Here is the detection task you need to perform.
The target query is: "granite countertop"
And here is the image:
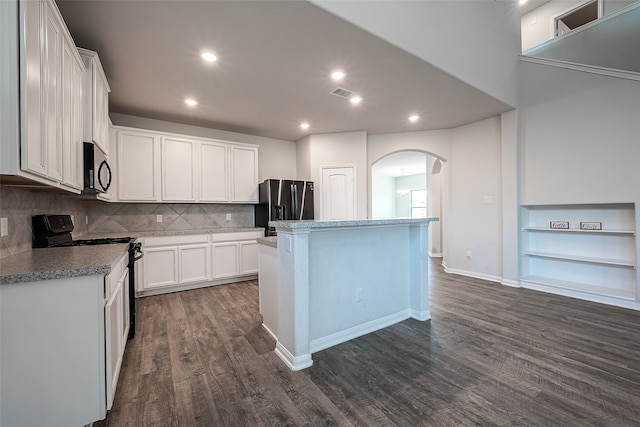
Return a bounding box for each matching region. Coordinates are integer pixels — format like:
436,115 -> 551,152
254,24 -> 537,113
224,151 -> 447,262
257,236 -> 277,248
269,218 -> 439,230
0,244 -> 130,285
0,228 -> 264,285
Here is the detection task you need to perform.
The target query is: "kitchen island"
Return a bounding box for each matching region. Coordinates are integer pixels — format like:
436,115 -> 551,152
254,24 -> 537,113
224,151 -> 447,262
258,218 -> 438,370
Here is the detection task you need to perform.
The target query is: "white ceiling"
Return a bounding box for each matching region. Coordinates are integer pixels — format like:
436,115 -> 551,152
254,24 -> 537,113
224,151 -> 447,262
56,0 -> 512,142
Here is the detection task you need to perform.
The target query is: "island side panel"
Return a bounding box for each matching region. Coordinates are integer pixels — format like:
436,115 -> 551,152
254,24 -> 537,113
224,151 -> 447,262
307,225 -> 412,352
409,222 -> 431,320
275,230 -> 313,370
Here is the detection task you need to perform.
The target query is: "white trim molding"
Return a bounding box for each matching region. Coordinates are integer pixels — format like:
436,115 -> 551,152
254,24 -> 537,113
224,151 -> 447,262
519,56 -> 640,82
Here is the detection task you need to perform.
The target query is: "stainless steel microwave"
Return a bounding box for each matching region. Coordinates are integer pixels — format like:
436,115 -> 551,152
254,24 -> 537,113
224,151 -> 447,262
83,142 -> 112,194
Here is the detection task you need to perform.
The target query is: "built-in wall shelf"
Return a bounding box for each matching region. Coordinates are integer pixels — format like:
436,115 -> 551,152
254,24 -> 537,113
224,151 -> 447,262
521,203 -> 638,308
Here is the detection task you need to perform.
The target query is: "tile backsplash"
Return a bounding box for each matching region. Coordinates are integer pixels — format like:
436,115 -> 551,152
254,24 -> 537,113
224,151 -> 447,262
0,186 -> 88,258
87,202 -> 254,233
0,185 -> 256,258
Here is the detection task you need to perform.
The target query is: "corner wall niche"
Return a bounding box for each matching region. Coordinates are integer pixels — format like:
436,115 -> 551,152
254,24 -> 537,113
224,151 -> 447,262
521,203 -> 638,309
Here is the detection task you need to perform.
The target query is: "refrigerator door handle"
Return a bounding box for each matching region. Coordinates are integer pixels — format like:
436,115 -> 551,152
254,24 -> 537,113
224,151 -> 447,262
291,183 -> 298,220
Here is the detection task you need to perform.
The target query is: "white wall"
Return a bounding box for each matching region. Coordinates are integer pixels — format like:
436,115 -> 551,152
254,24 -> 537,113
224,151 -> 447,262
371,174 -> 395,219
298,131 -> 368,219
520,0 -> 636,51
430,161 -> 443,256
501,110 -> 519,286
447,117 -> 503,281
110,113 -> 298,182
520,62 -> 640,205
311,0 -> 521,107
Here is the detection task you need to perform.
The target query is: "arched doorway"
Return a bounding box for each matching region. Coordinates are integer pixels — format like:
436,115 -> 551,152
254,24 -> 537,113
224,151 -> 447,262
371,150 -> 444,257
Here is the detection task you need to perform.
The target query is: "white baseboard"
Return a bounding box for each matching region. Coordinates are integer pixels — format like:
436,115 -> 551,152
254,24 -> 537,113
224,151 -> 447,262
310,309 -> 411,354
501,278 -> 520,288
410,308 -> 431,321
261,323 -> 277,341
428,251 -> 443,258
274,342 -> 313,371
136,274 -> 258,297
443,266 -> 502,284
521,281 -> 640,311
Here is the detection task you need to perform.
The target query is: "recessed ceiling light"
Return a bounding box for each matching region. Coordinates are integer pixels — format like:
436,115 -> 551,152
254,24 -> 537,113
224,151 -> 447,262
349,95 -> 362,104
185,98 -> 198,106
519,0 -> 527,5
331,70 -> 346,80
300,122 -> 310,130
200,50 -> 218,62
409,115 -> 420,122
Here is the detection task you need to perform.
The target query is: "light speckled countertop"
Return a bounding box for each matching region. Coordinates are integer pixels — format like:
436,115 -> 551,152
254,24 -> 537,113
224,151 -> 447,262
257,236 -> 277,248
269,218 -> 438,229
0,228 -> 264,285
0,244 -> 129,285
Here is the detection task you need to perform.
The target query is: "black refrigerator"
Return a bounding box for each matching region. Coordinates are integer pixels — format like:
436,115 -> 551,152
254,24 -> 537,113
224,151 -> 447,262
254,179 -> 314,236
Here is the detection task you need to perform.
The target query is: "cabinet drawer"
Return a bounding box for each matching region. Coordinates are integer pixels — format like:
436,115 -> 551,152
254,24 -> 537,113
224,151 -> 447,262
142,234 -> 209,247
212,231 -> 263,242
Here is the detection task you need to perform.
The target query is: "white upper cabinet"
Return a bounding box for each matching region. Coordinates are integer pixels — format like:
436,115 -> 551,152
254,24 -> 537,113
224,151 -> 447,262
199,141 -> 229,202
230,145 -> 259,203
117,129 -> 161,201
61,40 -> 84,191
2,0 -> 84,192
78,48 -> 111,156
161,136 -> 196,202
113,125 -> 258,203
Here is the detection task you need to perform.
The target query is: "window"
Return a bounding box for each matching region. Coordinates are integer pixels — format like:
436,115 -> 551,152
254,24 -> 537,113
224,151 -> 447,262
411,189 -> 427,218
555,0 -> 599,37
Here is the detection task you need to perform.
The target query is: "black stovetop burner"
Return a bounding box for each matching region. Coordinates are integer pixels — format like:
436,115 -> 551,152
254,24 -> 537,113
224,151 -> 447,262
52,236 -> 134,247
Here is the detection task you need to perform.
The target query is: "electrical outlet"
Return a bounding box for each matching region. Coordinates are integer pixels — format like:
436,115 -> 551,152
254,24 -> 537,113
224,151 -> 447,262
226,213 -> 231,221
356,287 -> 363,302
86,216 -> 89,225
466,251 -> 472,259
156,215 -> 163,223
1,218 -> 8,237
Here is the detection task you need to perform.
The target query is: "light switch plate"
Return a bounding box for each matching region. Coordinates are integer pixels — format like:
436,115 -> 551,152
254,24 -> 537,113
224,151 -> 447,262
226,213 -> 231,221
156,215 -> 163,223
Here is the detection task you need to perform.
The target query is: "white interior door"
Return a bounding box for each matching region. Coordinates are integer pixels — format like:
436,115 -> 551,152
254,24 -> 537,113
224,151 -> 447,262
321,166 -> 355,220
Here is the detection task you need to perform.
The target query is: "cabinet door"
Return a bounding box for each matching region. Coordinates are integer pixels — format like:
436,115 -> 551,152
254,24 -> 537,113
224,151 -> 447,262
162,136 -> 196,201
212,243 -> 239,278
121,269 -> 130,344
230,146 -> 258,203
199,141 -> 228,202
239,241 -> 259,274
179,244 -> 211,284
42,0 -> 63,182
21,0 -> 46,177
94,69 -> 109,154
105,274 -> 124,410
60,42 -> 83,191
117,130 -> 160,201
143,246 -> 178,289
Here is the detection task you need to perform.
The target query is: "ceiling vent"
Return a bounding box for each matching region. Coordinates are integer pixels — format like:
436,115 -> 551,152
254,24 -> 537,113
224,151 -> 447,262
330,87 -> 354,99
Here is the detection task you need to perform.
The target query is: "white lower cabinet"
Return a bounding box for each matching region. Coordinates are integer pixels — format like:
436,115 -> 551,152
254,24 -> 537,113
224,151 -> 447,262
139,231 -> 262,296
0,249 -> 130,426
143,246 -> 179,289
104,252 -> 129,411
212,242 -> 240,279
180,243 -> 211,283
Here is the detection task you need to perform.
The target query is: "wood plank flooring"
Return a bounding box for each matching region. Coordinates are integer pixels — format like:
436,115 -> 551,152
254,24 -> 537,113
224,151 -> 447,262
98,259 -> 640,426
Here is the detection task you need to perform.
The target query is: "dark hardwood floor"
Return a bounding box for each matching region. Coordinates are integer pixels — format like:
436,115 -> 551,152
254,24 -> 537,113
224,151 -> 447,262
99,259 -> 640,426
